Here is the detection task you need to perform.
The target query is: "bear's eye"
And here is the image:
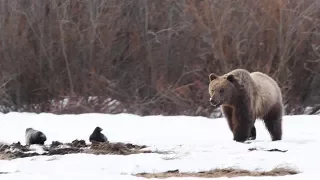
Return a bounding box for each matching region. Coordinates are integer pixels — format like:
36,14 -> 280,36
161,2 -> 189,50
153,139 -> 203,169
219,88 -> 224,94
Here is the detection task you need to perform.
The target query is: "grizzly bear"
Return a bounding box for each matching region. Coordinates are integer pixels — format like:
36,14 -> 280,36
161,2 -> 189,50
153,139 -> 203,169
208,69 -> 284,142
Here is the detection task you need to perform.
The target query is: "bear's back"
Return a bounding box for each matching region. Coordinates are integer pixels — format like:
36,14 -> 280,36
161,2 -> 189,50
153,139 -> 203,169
250,72 -> 282,98
250,71 -> 283,118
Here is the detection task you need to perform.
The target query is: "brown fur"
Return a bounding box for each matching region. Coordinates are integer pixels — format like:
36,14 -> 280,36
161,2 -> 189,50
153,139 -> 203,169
208,69 -> 284,142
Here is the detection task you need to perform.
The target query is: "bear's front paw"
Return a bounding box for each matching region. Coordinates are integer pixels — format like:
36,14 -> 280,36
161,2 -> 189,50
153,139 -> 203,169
248,136 -> 256,141
233,128 -> 250,143
233,136 -> 247,143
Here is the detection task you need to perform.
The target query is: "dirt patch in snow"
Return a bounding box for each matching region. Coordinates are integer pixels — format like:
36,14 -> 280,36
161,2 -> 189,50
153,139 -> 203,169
134,167 -> 299,178
0,140 -> 159,160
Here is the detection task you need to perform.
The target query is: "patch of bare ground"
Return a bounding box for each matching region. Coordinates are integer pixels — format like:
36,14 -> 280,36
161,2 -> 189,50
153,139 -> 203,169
0,153 -> 11,160
0,143 -> 12,160
248,147 -> 288,153
84,141 -> 151,155
134,167 -> 300,179
0,140 -> 165,160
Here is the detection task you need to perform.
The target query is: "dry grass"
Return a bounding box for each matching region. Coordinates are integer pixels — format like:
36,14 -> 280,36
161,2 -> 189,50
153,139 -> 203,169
134,167 -> 300,179
0,140 -> 164,159
0,143 -> 11,160
0,153 -> 11,160
84,141 -> 150,156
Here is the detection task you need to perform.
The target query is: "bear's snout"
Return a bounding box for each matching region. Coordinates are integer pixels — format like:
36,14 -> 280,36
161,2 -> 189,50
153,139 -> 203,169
209,97 -> 221,107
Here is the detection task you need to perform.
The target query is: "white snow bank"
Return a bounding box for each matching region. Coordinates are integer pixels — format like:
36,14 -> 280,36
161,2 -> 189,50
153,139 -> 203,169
0,112 -> 319,179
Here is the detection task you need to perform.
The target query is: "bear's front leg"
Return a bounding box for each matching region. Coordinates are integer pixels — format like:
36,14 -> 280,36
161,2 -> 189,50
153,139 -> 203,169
231,102 -> 255,142
248,125 -> 256,140
221,105 -> 234,133
233,123 -> 252,142
232,115 -> 254,142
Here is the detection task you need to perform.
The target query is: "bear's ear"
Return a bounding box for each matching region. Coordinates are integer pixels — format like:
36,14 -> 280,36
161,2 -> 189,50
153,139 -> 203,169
209,73 -> 218,81
227,74 -> 237,83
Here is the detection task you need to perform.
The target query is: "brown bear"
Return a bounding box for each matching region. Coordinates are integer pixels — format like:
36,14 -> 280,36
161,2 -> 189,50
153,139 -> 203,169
208,69 -> 284,142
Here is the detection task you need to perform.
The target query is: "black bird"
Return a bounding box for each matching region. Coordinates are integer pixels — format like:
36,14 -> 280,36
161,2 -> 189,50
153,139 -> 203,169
89,126 -> 108,143
25,128 -> 47,145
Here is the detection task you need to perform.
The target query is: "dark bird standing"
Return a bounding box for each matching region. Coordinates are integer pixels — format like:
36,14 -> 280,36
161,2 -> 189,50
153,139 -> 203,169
25,128 -> 47,145
89,126 -> 108,143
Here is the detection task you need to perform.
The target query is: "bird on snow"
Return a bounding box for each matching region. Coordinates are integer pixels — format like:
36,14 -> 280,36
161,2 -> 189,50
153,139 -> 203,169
89,126 -> 108,143
25,128 -> 47,145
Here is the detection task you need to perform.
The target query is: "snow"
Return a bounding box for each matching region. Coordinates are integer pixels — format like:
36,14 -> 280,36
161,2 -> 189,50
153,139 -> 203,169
0,112 -> 319,179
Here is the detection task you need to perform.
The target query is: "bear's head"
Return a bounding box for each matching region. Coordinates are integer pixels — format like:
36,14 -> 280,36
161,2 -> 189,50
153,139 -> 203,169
208,72 -> 239,107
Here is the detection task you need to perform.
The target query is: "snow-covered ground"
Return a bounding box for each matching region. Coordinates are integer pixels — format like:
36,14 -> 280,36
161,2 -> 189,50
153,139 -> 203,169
0,112 -> 319,179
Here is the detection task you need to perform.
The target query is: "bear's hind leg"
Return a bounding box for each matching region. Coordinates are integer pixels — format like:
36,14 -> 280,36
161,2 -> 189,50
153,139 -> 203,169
222,106 -> 234,133
263,102 -> 283,141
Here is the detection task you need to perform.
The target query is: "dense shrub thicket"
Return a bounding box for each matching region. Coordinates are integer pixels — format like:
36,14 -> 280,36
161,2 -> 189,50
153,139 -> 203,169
0,0 -> 319,116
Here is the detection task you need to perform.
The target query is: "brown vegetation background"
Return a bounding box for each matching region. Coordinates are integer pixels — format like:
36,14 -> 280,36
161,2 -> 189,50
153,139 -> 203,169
0,0 -> 319,117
